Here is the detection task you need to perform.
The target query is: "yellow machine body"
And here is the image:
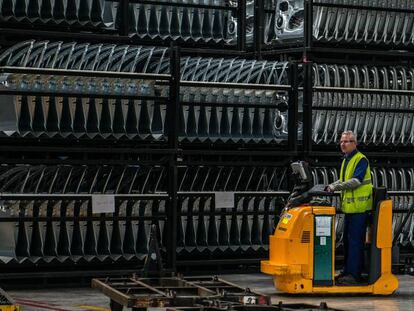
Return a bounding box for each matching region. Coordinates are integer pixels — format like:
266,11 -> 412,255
261,200 -> 398,295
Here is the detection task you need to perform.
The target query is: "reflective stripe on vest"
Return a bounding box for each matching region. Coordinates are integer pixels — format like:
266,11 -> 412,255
339,152 -> 373,213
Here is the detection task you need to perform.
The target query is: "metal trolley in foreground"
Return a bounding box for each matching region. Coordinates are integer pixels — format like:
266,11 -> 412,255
92,275 -> 269,311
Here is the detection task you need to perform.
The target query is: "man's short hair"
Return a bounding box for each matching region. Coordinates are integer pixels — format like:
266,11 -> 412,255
341,130 -> 357,144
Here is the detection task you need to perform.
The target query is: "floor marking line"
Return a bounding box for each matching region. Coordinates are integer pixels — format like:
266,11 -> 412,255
76,305 -> 110,311
15,299 -> 69,311
15,298 -> 59,306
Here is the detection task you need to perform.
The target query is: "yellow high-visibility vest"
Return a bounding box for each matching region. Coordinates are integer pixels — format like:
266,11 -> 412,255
339,151 -> 373,213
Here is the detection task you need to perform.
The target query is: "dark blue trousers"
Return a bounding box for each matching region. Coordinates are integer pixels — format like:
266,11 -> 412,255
343,212 -> 369,280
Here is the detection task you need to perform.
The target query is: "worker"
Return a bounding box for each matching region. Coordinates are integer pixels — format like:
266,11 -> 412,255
326,130 -> 373,285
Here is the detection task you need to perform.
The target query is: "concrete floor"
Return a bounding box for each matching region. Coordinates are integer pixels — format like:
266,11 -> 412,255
7,274 -> 414,311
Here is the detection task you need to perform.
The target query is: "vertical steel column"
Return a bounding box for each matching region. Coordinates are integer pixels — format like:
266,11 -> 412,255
302,0 -> 313,155
302,62 -> 313,156
237,0 -> 247,51
254,0 -> 264,58
119,0 -> 130,36
287,62 -> 299,153
304,0 -> 313,56
166,44 -> 180,271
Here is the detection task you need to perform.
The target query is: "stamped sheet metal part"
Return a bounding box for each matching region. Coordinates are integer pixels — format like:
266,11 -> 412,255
312,63 -> 414,146
0,40 -> 291,144
0,0 -> 251,46
0,162 -> 287,265
274,0 -> 414,47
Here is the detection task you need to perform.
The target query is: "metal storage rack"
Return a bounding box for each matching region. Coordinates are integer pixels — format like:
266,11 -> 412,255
0,35 -> 298,279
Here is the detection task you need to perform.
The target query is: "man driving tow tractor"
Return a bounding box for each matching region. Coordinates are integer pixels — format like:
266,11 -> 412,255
326,130 -> 373,285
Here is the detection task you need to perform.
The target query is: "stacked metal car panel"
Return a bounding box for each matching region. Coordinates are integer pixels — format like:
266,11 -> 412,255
0,163 -> 287,264
176,166 -> 287,258
176,194 -> 283,259
124,1 -> 235,44
274,0 -> 414,47
113,0 -> 279,46
0,0 -> 281,47
0,164 -> 169,263
2,196 -> 168,263
312,64 -> 414,145
0,40 -> 290,143
0,0 -> 114,27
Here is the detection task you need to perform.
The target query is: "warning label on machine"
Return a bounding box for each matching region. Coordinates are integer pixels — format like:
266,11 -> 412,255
282,213 -> 292,224
315,216 -> 331,236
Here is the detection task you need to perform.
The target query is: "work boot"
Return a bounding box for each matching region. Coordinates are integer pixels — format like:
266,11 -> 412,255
336,274 -> 359,286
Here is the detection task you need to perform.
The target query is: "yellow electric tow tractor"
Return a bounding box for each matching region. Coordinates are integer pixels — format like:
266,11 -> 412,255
261,161 -> 398,295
